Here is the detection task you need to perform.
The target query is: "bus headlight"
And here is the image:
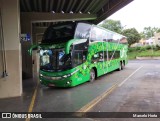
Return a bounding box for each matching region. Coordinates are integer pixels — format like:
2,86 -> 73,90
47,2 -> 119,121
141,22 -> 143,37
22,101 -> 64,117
63,74 -> 71,78
63,75 -> 68,78
62,69 -> 79,78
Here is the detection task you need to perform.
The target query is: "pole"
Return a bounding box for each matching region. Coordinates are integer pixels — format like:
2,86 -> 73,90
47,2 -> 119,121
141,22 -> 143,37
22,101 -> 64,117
150,31 -> 154,55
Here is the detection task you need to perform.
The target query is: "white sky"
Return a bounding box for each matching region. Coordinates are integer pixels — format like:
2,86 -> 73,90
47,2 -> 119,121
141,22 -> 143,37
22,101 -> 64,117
107,0 -> 160,32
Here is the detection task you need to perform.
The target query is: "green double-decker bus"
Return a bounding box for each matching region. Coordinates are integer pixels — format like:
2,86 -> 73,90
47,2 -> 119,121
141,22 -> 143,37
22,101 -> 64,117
30,22 -> 128,87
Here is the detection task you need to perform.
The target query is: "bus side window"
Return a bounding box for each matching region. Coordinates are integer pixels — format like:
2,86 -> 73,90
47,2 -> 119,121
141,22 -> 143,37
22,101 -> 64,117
108,51 -> 113,60
92,53 -> 99,63
99,52 -> 103,61
114,51 -> 120,59
83,51 -> 87,62
72,41 -> 88,67
104,51 -> 107,60
108,51 -> 120,60
73,50 -> 83,67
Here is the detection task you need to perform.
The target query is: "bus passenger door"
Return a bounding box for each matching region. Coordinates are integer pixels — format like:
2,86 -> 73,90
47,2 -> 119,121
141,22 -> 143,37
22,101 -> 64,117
32,50 -> 39,80
72,39 -> 89,81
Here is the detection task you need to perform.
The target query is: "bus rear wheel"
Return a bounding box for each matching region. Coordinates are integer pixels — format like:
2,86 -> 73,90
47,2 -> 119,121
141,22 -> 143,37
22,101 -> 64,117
118,62 -> 123,71
121,62 -> 125,70
90,69 -> 95,82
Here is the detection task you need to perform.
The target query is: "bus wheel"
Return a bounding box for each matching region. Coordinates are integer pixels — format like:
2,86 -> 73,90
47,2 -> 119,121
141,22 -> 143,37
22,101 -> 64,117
121,62 -> 125,70
90,69 -> 95,82
118,62 -> 122,71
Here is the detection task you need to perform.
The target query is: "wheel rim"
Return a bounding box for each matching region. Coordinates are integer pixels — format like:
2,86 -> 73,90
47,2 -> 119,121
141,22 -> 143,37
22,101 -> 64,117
119,63 -> 122,70
90,70 -> 95,82
122,62 -> 124,69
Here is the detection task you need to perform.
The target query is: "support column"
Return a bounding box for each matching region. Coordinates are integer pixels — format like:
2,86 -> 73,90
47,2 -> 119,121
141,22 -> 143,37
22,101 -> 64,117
21,13 -> 33,79
0,0 -> 22,98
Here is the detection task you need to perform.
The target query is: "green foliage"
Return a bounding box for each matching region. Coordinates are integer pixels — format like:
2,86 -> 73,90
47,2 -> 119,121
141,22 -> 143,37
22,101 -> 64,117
141,27 -> 160,39
152,46 -> 157,51
146,45 -> 151,50
135,47 -> 141,51
128,46 -> 144,52
140,32 -> 145,39
128,46 -> 160,59
156,45 -> 160,50
128,51 -> 138,60
122,28 -> 141,47
140,47 -> 146,51
137,50 -> 160,57
144,45 -> 160,51
128,47 -> 136,52
99,19 -> 122,33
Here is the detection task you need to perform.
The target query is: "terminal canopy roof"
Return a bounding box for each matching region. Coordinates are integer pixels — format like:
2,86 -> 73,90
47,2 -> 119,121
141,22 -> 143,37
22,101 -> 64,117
20,0 -> 133,27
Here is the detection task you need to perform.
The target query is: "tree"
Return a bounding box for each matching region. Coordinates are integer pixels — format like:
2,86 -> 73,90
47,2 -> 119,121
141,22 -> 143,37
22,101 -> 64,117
99,19 -> 123,33
142,27 -> 160,39
140,32 -> 145,39
122,28 -> 141,47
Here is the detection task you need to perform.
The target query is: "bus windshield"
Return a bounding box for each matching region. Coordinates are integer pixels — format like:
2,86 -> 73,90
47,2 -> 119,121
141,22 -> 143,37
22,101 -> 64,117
42,23 -> 76,44
74,23 -> 91,39
40,49 -> 72,71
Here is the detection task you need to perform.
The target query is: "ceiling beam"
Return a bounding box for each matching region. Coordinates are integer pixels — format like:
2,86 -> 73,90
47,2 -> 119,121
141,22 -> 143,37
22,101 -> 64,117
75,0 -> 85,12
21,12 -> 97,23
49,0 -> 54,11
45,0 -> 49,11
92,0 -> 109,13
56,0 -> 61,12
84,0 -> 98,13
25,0 -> 31,12
38,0 -> 42,12
33,0 -> 38,11
78,0 -> 89,13
69,0 -> 77,12
60,0 -> 66,12
66,0 -> 73,12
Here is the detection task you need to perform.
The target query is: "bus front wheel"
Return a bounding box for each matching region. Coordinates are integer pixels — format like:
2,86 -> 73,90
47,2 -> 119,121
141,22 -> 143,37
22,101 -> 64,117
90,69 -> 95,82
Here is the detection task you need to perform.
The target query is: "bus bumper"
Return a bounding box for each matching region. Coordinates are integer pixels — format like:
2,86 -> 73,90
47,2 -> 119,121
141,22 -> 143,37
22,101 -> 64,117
39,77 -> 73,87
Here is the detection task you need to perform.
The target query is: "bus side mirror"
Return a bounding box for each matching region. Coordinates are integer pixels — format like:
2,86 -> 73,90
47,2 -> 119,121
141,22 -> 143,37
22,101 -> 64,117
37,50 -> 40,53
28,44 -> 38,56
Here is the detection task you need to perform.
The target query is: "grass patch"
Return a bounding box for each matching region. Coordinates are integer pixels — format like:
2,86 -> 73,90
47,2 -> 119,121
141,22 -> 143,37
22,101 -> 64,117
128,47 -> 160,60
128,51 -> 139,60
137,50 -> 160,57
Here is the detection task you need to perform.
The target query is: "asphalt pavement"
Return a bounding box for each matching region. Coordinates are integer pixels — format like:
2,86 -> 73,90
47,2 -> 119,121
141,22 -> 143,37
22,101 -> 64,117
0,60 -> 160,121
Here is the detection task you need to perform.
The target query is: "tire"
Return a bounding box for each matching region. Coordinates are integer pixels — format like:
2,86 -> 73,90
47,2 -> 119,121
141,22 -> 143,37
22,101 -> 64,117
121,62 -> 125,70
90,69 -> 95,82
118,62 -> 122,71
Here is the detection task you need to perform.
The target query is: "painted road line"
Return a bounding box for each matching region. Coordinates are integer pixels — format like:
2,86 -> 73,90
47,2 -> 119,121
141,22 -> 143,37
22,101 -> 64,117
118,66 -> 143,87
25,84 -> 39,121
77,66 -> 143,113
77,82 -> 119,112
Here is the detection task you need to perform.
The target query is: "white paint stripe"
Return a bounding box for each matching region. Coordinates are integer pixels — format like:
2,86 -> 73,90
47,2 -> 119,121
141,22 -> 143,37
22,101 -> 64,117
118,66 -> 143,87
